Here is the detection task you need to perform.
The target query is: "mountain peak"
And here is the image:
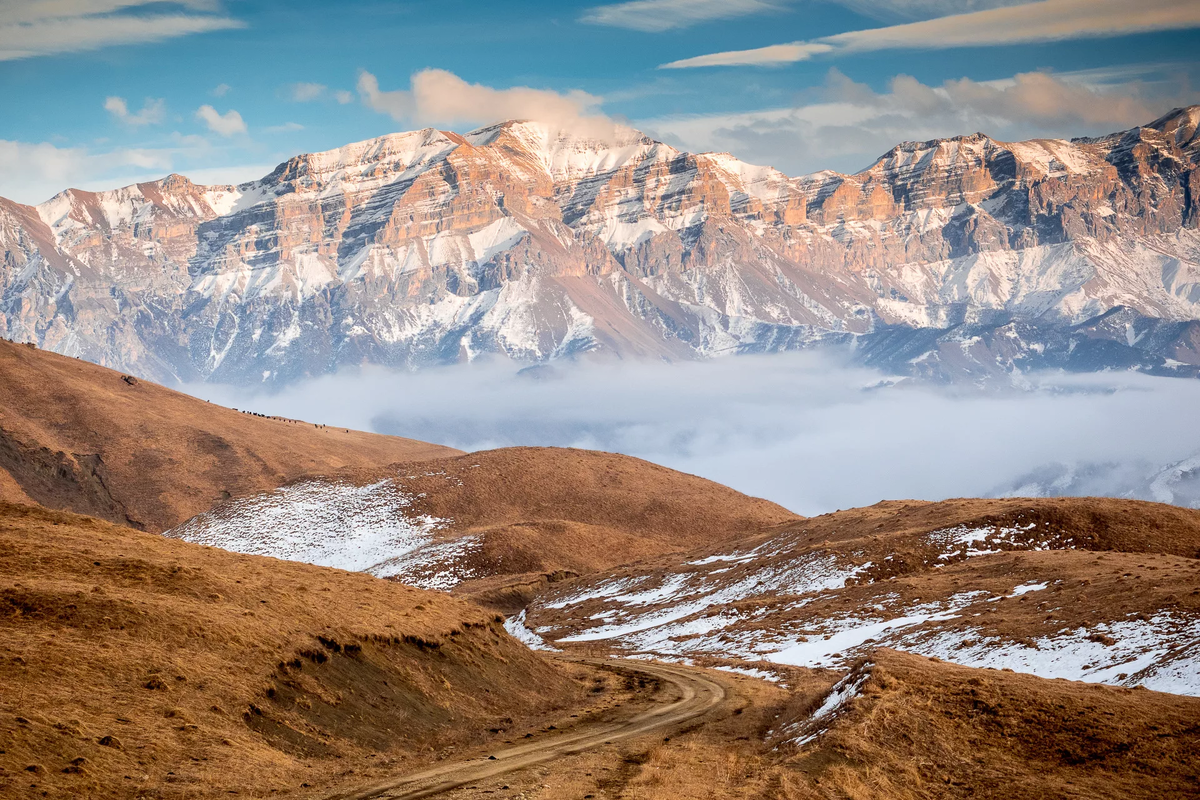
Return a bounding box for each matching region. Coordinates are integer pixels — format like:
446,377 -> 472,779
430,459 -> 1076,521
1146,104 -> 1200,147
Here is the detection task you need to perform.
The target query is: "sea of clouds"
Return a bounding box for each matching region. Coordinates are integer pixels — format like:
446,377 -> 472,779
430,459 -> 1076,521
188,354 -> 1200,516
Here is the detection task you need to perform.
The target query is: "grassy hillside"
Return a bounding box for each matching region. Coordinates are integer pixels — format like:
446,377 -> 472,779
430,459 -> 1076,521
0,338 -> 459,532
0,502 -> 582,799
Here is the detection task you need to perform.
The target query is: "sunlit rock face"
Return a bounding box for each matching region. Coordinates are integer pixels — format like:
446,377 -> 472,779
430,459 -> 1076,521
2,108 -> 1199,385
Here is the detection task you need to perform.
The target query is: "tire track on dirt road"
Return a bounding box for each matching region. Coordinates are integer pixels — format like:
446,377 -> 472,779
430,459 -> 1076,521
319,658 -> 728,800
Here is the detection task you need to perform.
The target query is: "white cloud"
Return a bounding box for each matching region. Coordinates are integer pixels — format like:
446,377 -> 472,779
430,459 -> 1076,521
661,42 -> 832,68
333,89 -> 353,105
263,121 -> 304,133
195,104 -> 246,136
660,0 -> 1200,67
828,0 -> 1028,21
211,82 -> 231,97
640,66 -> 1190,176
0,137 -> 175,204
0,139 -> 85,197
289,82 -> 325,102
581,0 -> 780,32
187,357 -> 1200,517
103,95 -> 165,126
358,69 -> 615,137
0,0 -> 243,61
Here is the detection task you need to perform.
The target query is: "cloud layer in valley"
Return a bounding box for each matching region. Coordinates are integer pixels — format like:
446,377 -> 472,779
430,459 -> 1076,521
187,356 -> 1200,516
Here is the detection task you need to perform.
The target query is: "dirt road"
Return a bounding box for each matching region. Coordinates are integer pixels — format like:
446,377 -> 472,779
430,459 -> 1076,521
320,658 -> 727,800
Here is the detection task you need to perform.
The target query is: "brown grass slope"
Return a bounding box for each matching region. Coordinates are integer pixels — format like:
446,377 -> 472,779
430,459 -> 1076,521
793,496 -> 1200,560
311,446 -> 799,606
0,502 -> 583,800
781,650 -> 1200,800
0,339 -> 458,531
529,496 -> 1200,675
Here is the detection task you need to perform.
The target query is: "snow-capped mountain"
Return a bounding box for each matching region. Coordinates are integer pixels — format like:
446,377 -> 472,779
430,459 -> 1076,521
992,451 -> 1200,509
2,107 -> 1199,384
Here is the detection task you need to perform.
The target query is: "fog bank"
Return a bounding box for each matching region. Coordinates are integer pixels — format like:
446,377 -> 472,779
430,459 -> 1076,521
188,355 -> 1200,516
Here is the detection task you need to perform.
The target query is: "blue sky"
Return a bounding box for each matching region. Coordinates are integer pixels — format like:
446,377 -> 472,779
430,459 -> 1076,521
2,0 -> 1199,204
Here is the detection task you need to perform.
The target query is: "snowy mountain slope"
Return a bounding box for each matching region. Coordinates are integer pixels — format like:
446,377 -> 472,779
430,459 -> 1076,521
524,497 -> 1200,697
992,449 -> 1200,509
2,108 -> 1199,384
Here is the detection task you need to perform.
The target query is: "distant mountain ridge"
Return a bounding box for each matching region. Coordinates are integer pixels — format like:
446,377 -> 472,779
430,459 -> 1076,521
2,106 -> 1199,384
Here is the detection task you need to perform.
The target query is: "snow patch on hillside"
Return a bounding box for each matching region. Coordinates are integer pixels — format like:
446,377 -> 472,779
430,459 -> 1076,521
785,666 -> 872,747
504,611 -> 559,652
166,478 -> 478,590
901,612 -> 1200,696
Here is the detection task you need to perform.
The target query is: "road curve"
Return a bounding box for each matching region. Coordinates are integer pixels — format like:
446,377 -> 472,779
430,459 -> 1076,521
319,658 -> 727,800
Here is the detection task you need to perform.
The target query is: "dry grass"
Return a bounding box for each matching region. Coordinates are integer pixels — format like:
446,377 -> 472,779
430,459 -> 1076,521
424,651 -> 1200,800
250,446 -> 799,611
0,502 -> 586,799
534,495 -> 1200,650
419,666 -> 815,800
786,649 -> 1200,799
789,497 -> 1200,560
0,338 -> 458,532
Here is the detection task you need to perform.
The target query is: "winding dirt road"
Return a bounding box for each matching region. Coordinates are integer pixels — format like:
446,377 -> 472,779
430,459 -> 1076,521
320,658 -> 727,800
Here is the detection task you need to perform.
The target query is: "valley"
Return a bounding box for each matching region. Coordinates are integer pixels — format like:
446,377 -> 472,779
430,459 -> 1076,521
7,4 -> 1200,798
1,296 -> 1198,800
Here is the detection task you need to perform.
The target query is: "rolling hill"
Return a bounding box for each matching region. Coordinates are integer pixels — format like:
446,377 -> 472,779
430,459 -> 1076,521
0,338 -> 458,532
526,497 -> 1200,695
0,502 -> 584,800
166,446 -> 799,609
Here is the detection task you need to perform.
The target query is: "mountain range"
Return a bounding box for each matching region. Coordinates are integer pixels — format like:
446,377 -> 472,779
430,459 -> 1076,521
3,106 -> 1199,385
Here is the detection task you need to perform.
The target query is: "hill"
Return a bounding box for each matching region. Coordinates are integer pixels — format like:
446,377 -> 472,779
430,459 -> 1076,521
774,650 -> 1200,799
166,446 -> 799,608
0,502 -> 583,799
527,496 -> 1200,694
0,338 -> 458,532
592,649 -> 1200,800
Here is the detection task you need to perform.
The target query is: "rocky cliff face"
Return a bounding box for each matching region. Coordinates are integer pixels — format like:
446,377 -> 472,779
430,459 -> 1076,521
2,108 -> 1199,384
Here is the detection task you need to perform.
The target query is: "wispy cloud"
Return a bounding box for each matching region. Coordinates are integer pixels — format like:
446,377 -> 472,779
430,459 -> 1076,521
210,82 -> 231,97
0,0 -> 243,61
195,104 -> 246,136
0,137 -> 174,203
662,42 -> 831,68
289,82 -> 326,102
263,121 -> 304,133
581,0 -> 780,32
660,0 -> 1200,68
641,65 -> 1190,176
358,69 -> 615,137
103,95 -> 165,127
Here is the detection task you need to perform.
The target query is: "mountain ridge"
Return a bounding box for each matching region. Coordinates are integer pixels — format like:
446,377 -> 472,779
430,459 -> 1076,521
2,106 -> 1199,384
